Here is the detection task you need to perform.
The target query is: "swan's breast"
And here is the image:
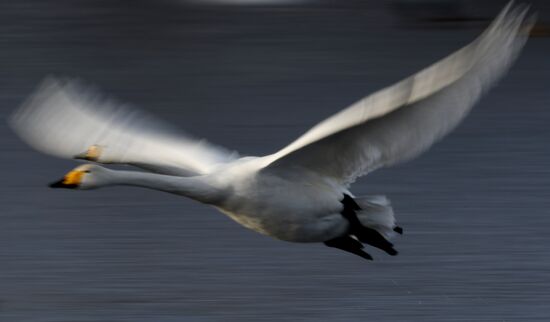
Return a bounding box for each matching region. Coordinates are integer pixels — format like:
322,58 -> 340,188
214,170 -> 348,242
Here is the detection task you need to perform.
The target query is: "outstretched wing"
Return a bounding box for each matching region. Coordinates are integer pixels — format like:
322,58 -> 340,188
10,78 -> 239,176
262,3 -> 533,185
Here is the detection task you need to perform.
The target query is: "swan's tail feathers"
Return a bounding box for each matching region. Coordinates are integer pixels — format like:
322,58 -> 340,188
355,195 -> 401,239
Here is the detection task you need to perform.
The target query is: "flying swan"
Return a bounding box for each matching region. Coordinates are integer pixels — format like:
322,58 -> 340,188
10,3 -> 533,260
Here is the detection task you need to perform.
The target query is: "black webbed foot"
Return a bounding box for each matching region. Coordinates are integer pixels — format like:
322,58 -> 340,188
393,226 -> 404,235
354,227 -> 398,256
340,194 -> 399,256
324,235 -> 373,261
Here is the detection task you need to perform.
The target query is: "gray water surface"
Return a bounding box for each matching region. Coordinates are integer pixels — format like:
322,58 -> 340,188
1,1 -> 550,321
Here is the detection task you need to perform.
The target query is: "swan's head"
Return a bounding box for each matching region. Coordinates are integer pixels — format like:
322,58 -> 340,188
49,164 -> 110,190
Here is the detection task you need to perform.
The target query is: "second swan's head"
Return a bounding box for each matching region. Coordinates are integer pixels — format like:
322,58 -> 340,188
49,164 -> 110,190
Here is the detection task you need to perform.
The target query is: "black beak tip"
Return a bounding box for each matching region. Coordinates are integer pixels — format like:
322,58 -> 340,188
49,179 -> 65,188
73,152 -> 91,161
49,179 -> 77,189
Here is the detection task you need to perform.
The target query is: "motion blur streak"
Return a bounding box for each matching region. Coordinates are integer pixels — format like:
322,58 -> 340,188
1,1 -> 550,322
185,0 -> 310,5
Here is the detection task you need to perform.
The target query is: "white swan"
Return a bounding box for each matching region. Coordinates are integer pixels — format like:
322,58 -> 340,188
10,3 -> 533,260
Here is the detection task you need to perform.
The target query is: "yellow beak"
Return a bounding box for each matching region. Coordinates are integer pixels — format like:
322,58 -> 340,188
74,145 -> 102,161
49,170 -> 85,188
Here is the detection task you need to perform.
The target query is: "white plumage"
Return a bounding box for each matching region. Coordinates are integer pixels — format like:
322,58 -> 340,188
10,3 -> 533,260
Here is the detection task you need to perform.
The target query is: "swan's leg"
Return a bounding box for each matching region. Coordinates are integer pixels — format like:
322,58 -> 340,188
341,194 -> 398,256
324,235 -> 373,261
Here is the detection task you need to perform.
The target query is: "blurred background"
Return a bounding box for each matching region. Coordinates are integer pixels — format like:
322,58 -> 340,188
1,0 -> 549,321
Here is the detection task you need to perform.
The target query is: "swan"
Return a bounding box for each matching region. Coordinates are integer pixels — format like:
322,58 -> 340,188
10,3 -> 533,260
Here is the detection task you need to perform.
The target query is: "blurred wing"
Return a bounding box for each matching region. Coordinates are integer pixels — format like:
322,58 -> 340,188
10,78 -> 239,176
263,3 -> 533,185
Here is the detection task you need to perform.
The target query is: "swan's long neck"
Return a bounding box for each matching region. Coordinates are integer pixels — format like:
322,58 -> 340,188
106,170 -> 223,204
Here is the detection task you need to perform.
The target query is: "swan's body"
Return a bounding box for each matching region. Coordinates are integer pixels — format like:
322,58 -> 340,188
213,159 -> 349,242
10,4 -> 533,260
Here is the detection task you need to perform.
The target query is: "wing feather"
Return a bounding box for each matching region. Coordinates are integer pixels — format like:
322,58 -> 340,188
263,3 -> 533,185
10,78 -> 238,175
